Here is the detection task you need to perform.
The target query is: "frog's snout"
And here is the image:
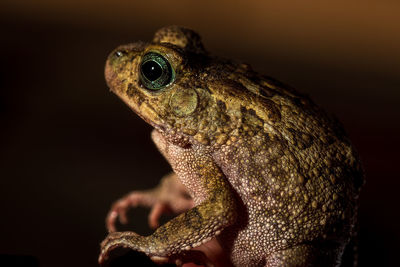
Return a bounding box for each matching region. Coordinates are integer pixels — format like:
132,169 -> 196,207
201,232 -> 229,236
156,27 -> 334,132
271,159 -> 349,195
104,59 -> 117,92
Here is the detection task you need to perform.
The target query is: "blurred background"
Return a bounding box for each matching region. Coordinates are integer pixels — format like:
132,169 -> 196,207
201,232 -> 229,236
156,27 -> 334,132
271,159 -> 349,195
0,1 -> 399,266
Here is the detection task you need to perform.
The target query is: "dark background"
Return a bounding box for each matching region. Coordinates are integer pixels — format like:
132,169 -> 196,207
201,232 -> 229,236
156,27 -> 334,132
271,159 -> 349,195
1,1 -> 399,266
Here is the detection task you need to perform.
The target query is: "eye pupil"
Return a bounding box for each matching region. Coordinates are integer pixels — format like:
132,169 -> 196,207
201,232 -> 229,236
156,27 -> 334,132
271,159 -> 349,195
140,52 -> 174,90
141,61 -> 162,81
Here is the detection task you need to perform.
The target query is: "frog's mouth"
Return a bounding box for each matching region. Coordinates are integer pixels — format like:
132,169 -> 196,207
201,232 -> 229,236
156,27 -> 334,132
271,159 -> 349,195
113,89 -> 193,149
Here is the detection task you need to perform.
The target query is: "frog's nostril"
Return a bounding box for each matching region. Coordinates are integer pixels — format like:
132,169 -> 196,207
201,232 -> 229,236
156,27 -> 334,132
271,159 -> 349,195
112,50 -> 126,59
107,50 -> 125,65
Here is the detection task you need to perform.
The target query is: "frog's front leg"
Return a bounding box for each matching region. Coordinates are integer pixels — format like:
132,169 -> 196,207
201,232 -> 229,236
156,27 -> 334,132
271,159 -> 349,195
100,143 -> 238,265
99,231 -> 215,266
106,172 -> 194,232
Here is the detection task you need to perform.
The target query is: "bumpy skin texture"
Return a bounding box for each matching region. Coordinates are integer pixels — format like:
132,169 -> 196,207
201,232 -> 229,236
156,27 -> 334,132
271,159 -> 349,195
99,26 -> 364,266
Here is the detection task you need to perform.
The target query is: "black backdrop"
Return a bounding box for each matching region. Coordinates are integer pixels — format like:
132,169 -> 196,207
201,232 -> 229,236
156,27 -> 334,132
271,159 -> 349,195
1,1 -> 399,266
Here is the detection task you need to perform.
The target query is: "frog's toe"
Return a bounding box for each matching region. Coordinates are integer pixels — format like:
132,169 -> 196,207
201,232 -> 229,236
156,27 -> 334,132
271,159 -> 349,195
150,255 -> 170,264
106,191 -> 159,231
148,201 -> 173,229
100,232 -> 143,258
168,250 -> 215,267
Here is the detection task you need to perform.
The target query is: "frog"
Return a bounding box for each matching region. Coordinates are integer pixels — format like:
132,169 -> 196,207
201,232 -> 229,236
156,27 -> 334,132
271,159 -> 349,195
99,26 -> 364,267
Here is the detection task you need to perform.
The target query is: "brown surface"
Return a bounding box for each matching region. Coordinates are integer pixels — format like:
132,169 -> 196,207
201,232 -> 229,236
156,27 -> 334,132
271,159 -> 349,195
0,1 -> 399,266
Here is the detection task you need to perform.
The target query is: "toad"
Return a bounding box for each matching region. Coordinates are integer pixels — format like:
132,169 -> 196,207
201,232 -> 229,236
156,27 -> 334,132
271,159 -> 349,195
99,26 -> 363,266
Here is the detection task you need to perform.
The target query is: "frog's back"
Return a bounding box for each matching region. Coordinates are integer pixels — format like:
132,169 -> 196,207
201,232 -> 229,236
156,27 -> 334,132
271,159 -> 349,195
207,67 -> 363,266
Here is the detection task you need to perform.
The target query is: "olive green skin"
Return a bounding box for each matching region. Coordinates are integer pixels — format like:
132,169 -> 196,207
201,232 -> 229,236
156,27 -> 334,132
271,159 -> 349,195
100,26 -> 363,266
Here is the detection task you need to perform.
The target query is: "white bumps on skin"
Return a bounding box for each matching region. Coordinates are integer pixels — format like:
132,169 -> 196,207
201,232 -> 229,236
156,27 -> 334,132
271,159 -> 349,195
152,130 -> 208,205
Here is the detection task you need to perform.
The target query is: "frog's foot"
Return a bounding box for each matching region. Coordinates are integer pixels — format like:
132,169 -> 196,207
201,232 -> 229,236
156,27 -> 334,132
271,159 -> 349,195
106,191 -> 154,232
99,231 -> 214,267
99,231 -> 145,265
150,250 -> 214,267
106,173 -> 194,232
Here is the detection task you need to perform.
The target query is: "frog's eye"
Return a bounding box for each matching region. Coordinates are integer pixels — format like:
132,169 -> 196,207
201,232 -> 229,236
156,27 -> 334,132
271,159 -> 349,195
139,52 -> 174,90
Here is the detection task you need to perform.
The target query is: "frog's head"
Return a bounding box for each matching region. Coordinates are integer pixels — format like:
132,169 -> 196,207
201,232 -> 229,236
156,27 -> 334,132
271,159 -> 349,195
105,26 -> 219,147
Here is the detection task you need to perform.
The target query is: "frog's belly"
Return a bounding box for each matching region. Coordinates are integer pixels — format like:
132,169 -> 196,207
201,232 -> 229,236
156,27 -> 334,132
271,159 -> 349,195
218,205 -> 273,266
